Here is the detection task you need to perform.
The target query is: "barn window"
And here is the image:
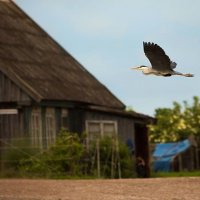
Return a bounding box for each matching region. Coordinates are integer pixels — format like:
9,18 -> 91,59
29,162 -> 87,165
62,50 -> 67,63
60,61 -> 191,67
87,121 -> 101,141
86,120 -> 118,144
45,108 -> 56,147
103,122 -> 117,137
61,109 -> 69,130
31,108 -> 42,148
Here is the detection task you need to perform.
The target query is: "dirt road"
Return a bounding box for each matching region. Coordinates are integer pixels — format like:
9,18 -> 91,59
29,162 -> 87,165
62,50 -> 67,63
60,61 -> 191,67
0,177 -> 199,200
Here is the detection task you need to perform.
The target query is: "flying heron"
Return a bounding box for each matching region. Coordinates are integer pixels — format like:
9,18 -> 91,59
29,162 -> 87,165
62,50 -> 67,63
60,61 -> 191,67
132,42 -> 194,77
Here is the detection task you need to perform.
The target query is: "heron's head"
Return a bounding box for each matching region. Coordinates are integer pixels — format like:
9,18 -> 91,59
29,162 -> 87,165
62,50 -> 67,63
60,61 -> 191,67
131,65 -> 148,71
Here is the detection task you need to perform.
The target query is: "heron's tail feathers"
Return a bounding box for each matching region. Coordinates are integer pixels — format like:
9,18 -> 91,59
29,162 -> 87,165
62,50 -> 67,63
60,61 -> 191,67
170,61 -> 177,69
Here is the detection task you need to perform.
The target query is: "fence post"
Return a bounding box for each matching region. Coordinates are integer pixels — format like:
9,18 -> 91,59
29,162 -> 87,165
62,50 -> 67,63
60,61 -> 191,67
96,139 -> 100,178
115,137 -> 121,179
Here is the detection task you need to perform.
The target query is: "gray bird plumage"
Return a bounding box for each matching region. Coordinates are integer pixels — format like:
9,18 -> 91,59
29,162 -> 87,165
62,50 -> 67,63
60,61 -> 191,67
132,42 -> 194,77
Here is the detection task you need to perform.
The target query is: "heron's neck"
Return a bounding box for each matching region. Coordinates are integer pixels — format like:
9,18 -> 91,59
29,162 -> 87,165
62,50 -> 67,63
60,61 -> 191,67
142,67 -> 152,74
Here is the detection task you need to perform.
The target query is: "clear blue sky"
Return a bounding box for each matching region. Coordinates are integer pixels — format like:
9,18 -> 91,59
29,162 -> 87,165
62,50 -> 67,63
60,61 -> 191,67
15,0 -> 200,116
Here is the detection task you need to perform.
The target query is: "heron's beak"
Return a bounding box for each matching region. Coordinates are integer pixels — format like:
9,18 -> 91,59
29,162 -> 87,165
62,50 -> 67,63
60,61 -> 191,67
131,66 -> 141,70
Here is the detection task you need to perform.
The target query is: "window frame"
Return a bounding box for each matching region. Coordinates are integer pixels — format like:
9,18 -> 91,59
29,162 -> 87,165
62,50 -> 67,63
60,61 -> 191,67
61,109 -> 69,130
30,108 -> 42,148
85,120 -> 118,145
45,108 -> 56,148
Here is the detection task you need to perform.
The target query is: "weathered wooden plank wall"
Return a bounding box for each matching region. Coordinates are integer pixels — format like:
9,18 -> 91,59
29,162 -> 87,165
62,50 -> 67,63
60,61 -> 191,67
84,110 -> 135,143
0,71 -> 31,103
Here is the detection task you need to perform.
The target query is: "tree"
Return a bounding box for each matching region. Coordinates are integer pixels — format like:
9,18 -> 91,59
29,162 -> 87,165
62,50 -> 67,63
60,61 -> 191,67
149,96 -> 200,143
182,96 -> 200,136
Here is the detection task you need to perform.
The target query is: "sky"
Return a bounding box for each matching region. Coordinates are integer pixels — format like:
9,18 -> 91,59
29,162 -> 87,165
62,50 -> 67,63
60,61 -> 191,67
15,0 -> 200,116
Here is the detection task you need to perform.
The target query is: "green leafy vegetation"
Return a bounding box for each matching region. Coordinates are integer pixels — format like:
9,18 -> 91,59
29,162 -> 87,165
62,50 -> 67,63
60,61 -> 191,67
88,136 -> 135,178
149,96 -> 200,143
0,138 -> 39,177
19,131 -> 85,178
1,130 -> 135,179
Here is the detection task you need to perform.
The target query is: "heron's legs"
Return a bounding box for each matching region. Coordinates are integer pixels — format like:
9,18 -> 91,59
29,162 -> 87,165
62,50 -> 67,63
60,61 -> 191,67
174,71 -> 194,77
182,73 -> 194,77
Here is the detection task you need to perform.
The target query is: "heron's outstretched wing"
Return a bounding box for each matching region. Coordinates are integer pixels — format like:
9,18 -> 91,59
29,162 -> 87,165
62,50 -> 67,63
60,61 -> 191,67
143,42 -> 173,71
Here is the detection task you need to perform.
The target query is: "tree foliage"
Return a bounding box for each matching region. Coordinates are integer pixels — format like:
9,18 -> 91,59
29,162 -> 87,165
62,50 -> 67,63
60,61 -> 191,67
149,96 -> 200,143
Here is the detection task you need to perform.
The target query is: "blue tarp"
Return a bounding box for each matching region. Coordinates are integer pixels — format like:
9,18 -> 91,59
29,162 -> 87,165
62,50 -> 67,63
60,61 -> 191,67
153,139 -> 191,172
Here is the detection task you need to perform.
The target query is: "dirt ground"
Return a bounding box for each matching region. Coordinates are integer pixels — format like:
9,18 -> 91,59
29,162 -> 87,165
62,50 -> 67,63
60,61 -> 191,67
0,177 -> 199,200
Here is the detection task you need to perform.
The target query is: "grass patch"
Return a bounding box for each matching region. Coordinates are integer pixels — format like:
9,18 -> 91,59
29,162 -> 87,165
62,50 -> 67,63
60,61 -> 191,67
151,171 -> 200,178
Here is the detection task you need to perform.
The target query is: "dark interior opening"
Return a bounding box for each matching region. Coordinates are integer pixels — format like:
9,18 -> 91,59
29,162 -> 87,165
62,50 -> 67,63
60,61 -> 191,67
134,123 -> 150,177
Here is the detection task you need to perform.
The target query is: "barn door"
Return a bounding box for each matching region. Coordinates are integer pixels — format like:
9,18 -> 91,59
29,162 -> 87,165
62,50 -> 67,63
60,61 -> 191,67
134,123 -> 150,177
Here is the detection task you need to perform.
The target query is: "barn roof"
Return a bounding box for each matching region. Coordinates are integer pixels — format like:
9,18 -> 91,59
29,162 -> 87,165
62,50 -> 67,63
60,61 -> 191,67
0,0 -> 125,109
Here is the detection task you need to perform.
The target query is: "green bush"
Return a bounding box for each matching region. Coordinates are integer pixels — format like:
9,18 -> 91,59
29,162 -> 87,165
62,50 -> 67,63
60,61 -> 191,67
20,130 -> 84,178
88,136 -> 135,178
2,130 -> 135,179
0,138 -> 39,177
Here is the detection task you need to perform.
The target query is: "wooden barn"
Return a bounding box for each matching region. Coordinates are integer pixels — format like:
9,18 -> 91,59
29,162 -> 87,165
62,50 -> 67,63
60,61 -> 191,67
0,0 -> 153,176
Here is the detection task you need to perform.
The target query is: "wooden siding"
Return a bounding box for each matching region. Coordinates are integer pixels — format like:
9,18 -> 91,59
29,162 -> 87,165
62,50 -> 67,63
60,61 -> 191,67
0,71 -> 31,103
173,147 -> 198,171
84,110 -> 135,143
83,110 -> 150,177
28,106 -> 62,149
0,110 -> 22,167
0,112 -> 20,140
68,108 -> 84,134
